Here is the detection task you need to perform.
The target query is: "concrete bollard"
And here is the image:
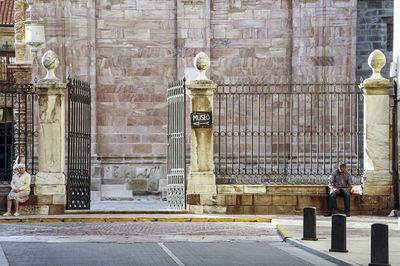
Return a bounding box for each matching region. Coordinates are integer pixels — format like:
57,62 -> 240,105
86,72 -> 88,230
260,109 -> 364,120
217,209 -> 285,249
329,214 -> 348,252
369,223 -> 390,266
302,207 -> 317,240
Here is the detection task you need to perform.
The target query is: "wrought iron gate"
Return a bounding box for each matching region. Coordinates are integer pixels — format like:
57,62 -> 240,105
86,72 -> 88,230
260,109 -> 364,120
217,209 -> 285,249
214,82 -> 364,185
166,78 -> 186,209
0,73 -> 37,184
66,77 -> 91,210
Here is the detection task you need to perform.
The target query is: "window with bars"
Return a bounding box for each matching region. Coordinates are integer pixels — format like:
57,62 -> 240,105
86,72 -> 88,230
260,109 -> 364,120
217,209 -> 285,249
0,53 -> 15,82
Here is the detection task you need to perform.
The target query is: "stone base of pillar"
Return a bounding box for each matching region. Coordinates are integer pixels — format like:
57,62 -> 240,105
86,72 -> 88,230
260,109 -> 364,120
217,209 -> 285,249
187,171 -> 217,194
188,204 -> 227,214
30,172 -> 66,214
363,170 -> 393,195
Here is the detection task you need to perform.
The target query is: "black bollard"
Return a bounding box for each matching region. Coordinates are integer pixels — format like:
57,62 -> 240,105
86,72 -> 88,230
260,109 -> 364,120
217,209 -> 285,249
329,214 -> 348,252
369,223 -> 390,266
302,207 -> 317,240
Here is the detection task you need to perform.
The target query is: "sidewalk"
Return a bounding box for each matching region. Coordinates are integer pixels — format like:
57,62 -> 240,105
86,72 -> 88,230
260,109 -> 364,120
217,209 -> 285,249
275,215 -> 400,266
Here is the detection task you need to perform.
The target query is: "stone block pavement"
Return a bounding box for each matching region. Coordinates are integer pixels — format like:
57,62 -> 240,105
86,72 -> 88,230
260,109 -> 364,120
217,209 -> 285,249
274,215 -> 400,266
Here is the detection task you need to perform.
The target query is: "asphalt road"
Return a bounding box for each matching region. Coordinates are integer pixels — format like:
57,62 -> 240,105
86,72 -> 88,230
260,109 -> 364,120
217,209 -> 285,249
0,222 -> 338,266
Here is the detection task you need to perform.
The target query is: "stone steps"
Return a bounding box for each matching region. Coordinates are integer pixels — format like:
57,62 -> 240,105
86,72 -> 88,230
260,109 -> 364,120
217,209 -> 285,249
101,184 -> 133,200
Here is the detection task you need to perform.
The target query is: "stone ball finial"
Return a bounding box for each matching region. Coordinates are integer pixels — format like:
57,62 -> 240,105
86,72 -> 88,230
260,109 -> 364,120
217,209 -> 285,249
194,52 -> 210,80
42,50 -> 60,80
367,49 -> 386,80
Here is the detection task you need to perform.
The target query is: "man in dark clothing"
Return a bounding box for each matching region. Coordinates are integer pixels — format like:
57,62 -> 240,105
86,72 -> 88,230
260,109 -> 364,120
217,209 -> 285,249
324,162 -> 353,217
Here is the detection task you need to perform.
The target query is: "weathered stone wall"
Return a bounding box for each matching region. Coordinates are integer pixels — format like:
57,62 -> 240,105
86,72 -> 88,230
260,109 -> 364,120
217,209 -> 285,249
356,0 -> 393,82
28,0 -> 359,200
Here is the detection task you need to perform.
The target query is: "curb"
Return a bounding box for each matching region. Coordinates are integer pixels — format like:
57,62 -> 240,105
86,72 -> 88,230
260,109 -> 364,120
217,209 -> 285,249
272,220 -> 358,266
286,238 -> 357,266
271,219 -> 291,241
0,217 -> 272,223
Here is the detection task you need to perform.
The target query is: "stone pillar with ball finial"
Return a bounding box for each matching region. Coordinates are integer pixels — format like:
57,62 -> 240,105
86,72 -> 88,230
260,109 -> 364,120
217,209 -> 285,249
33,50 -> 67,214
360,50 -> 395,197
186,52 -> 218,213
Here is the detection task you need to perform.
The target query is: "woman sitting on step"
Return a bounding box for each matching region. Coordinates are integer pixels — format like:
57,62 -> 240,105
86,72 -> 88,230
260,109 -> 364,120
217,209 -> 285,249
3,164 -> 31,217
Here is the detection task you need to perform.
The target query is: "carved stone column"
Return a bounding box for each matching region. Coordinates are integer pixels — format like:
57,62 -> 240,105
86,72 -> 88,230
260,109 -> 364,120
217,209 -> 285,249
34,51 -> 66,215
186,52 -> 218,213
360,50 -> 395,196
14,0 -> 26,63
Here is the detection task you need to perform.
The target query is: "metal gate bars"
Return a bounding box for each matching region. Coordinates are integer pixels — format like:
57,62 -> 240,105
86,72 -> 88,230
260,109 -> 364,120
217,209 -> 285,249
214,82 -> 364,185
0,74 -> 37,184
66,77 -> 91,210
167,78 -> 186,209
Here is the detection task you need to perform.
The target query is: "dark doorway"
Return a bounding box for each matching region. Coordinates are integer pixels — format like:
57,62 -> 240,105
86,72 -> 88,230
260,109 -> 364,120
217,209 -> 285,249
0,107 -> 14,184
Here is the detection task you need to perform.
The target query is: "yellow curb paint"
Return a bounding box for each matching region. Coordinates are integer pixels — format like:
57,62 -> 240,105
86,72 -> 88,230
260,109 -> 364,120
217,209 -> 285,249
234,218 -> 258,222
20,219 -> 40,223
206,218 -> 235,222
276,223 -> 291,241
41,218 -> 63,223
0,219 -> 21,223
190,218 -> 209,222
135,217 -> 157,222
157,217 -> 191,222
79,218 -> 106,222
0,216 -> 274,223
255,218 -> 272,222
105,217 -> 137,222
63,218 -> 81,222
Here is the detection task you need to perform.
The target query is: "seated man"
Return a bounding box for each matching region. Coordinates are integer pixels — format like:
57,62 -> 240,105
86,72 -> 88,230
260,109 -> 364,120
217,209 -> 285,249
324,162 -> 353,217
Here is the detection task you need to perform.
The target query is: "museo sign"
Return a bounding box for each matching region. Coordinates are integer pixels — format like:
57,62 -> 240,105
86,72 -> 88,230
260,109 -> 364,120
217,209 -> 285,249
191,111 -> 212,128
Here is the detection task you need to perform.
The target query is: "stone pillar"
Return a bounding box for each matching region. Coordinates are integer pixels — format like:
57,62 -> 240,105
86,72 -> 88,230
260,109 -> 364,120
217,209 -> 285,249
34,50 -> 66,214
360,50 -> 394,196
186,52 -> 217,212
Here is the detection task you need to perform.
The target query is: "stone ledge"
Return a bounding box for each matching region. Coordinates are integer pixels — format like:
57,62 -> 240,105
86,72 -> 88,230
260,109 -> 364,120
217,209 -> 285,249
188,193 -> 395,215
0,195 -> 65,215
217,185 -> 328,195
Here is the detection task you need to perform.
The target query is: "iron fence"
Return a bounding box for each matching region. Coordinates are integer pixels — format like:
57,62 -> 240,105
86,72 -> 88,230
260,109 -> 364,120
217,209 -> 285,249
66,77 -> 91,210
167,78 -> 186,209
214,82 -> 364,185
0,73 -> 37,184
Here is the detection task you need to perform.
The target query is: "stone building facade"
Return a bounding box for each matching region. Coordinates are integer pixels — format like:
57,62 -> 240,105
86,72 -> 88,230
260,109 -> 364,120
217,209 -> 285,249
29,0 -> 358,201
356,0 -> 393,82
15,0 -> 365,201
0,0 -> 15,80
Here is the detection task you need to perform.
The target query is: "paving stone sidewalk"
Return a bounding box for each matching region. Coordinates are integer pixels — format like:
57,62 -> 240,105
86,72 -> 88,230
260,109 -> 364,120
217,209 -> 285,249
275,215 -> 400,266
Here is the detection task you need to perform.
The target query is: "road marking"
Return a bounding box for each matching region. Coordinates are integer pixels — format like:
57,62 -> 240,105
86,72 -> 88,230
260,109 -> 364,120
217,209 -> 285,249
0,243 -> 9,266
158,242 -> 185,266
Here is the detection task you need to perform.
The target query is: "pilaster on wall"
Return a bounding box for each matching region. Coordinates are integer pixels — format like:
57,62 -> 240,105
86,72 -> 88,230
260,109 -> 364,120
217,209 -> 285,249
177,0 -> 211,78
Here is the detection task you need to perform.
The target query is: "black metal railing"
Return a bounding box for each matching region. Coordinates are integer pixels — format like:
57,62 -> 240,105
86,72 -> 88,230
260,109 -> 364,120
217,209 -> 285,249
0,74 -> 37,184
214,82 -> 364,185
66,77 -> 91,210
167,78 -> 186,209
